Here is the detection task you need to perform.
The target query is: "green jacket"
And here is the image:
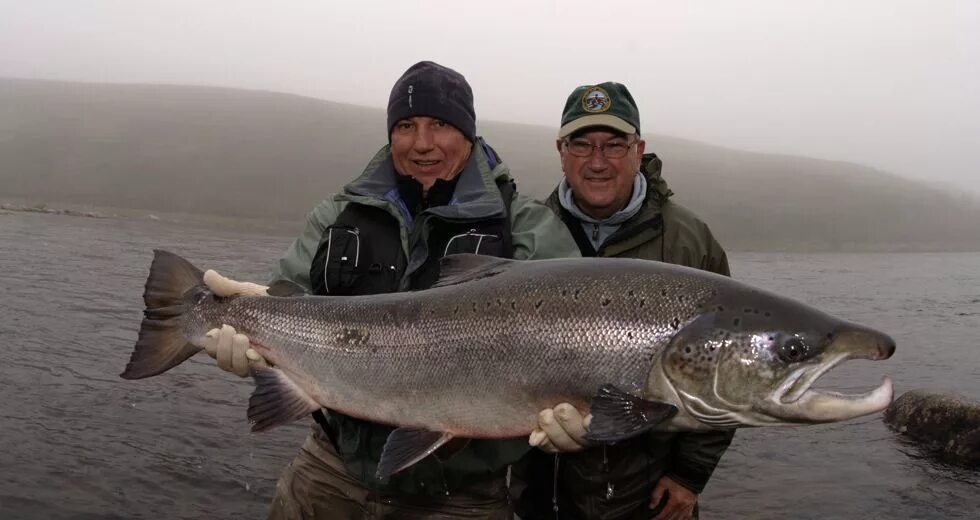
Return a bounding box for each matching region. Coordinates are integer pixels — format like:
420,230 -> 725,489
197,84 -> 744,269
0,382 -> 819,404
515,152 -> 734,519
270,140 -> 580,497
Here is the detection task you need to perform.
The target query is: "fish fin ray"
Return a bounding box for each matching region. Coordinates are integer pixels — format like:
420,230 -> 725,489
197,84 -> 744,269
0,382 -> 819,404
267,279 -> 307,297
584,384 -> 677,443
121,251 -> 205,379
432,254 -> 514,288
377,428 -> 454,479
247,367 -> 320,432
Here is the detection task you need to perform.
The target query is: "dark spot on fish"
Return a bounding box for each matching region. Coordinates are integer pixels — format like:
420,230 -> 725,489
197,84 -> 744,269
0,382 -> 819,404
574,289 -> 581,300
628,290 -> 635,298
716,305 -> 725,312
371,346 -> 379,353
561,289 -> 568,297
661,289 -> 668,297
472,302 -> 478,313
511,301 -> 516,310
601,298 -> 611,307
764,311 -> 771,317
826,332 -> 834,340
496,299 -> 502,307
744,308 -> 752,313
671,318 -> 680,330
678,295 -> 685,302
639,299 -> 646,308
684,346 -> 691,354
627,331 -> 634,340
535,300 -> 543,310
454,306 -> 459,315
486,301 -> 492,309
768,336 -> 774,341
733,318 -> 741,327
753,309 -> 759,314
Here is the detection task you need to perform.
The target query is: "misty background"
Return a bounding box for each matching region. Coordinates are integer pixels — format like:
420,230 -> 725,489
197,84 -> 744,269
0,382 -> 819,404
1,1 -> 979,251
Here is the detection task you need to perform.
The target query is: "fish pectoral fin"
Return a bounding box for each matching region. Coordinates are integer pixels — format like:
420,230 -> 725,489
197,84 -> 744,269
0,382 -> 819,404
266,279 -> 308,297
247,367 -> 320,432
583,384 -> 678,443
377,428 -> 454,479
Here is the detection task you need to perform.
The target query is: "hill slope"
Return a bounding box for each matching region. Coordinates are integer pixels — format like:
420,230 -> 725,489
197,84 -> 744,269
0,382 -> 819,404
2,78 -> 978,251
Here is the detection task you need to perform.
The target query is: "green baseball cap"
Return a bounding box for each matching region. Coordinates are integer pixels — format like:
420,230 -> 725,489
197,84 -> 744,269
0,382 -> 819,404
558,82 -> 641,138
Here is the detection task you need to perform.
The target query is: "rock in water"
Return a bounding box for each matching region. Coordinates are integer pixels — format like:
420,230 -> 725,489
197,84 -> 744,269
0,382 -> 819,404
884,390 -> 980,465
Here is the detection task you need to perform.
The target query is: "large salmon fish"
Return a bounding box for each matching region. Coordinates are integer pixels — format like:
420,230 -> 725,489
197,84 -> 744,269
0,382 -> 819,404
121,250 -> 895,477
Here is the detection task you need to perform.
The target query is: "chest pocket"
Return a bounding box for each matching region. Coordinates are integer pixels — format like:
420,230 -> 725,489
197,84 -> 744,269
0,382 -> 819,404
310,206 -> 406,296
443,229 -> 505,257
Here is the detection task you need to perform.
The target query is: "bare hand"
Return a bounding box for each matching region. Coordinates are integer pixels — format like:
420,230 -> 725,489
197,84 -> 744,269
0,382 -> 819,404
650,476 -> 697,520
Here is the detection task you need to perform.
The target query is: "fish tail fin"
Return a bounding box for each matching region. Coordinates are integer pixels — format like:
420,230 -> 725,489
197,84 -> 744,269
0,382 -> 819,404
120,250 -> 205,379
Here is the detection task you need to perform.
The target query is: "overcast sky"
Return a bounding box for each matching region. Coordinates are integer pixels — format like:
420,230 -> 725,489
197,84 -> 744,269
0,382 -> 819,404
2,0 -> 977,194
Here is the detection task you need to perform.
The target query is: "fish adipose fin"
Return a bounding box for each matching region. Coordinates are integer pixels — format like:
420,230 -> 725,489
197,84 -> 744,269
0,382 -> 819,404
120,250 -> 205,379
267,279 -> 307,297
584,384 -> 678,443
377,428 -> 454,478
432,254 -> 514,288
248,367 -> 321,432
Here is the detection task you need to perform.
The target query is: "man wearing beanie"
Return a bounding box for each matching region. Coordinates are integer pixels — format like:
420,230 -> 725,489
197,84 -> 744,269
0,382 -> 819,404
511,83 -> 733,520
198,61 -> 579,518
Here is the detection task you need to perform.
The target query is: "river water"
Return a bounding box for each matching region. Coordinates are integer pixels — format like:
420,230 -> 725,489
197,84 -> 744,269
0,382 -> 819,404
1,211 -> 977,519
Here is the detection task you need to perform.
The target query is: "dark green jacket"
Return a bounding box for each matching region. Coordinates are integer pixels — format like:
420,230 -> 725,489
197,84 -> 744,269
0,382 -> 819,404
514,152 -> 734,519
270,140 -> 580,497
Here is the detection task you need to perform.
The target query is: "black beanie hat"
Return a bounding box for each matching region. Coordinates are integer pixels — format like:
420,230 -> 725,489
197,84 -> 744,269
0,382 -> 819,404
387,61 -> 476,142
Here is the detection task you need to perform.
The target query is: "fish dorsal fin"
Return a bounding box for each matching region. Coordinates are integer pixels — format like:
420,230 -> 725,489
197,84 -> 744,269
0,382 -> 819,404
583,384 -> 678,443
376,428 -> 454,478
247,367 -> 320,432
267,279 -> 308,297
432,254 -> 514,288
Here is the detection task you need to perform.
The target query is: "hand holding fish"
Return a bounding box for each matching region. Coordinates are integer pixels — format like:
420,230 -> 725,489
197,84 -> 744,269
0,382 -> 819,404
201,270 -> 270,376
529,403 -> 593,453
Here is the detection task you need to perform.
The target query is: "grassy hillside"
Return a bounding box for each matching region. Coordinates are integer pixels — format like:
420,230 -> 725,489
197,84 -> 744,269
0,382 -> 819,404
2,78 -> 978,251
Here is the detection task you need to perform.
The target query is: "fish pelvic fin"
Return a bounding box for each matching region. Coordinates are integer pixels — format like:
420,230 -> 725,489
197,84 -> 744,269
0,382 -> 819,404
120,250 -> 204,379
583,384 -> 678,443
248,367 -> 320,432
377,428 -> 454,479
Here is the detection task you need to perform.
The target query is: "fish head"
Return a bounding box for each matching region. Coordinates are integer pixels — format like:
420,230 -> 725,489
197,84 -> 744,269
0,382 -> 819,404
656,289 -> 895,428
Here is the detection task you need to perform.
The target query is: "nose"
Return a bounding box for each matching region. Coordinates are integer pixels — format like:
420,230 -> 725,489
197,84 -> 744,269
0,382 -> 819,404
588,148 -> 609,170
413,125 -> 435,152
879,334 -> 897,359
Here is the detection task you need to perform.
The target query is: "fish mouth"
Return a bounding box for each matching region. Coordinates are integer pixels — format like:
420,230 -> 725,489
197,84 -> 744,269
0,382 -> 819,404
767,329 -> 895,422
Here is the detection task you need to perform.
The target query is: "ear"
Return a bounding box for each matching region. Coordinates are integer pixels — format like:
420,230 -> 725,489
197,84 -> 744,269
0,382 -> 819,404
635,138 -> 646,156
555,138 -> 565,154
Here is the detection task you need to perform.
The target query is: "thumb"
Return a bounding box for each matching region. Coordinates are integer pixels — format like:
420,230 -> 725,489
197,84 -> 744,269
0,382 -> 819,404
204,269 -> 269,297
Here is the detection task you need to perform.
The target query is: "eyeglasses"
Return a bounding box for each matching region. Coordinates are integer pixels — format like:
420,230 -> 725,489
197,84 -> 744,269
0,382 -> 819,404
563,138 -> 637,159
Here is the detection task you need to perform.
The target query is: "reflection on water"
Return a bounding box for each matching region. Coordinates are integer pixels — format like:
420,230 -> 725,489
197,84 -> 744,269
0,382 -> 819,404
1,212 -> 978,518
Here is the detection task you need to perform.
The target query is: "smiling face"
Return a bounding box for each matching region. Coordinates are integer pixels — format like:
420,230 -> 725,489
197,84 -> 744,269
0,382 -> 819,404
391,116 -> 473,193
556,128 -> 645,220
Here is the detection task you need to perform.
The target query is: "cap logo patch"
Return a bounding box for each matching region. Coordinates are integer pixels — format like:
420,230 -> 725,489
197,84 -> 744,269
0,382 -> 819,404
582,86 -> 611,113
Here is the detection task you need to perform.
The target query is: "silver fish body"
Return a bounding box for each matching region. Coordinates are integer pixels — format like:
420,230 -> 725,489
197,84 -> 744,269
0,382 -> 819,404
123,251 -> 895,476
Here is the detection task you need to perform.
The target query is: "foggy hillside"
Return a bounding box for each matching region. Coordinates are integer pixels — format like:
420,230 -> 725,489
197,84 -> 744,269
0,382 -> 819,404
2,78 -> 978,251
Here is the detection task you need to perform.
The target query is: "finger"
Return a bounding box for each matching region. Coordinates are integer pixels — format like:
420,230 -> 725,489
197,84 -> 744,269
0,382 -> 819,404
649,484 -> 667,510
553,403 -> 588,444
245,348 -> 269,368
215,325 -> 235,370
203,328 -> 221,357
538,408 -> 584,452
231,333 -> 250,377
529,428 -> 558,453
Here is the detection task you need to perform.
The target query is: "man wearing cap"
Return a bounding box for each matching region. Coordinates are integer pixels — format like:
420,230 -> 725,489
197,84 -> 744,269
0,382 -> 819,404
511,83 -> 734,519
199,61 -> 580,518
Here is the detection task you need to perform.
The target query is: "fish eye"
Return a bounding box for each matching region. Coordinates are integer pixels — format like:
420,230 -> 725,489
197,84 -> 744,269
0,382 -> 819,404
778,336 -> 808,363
